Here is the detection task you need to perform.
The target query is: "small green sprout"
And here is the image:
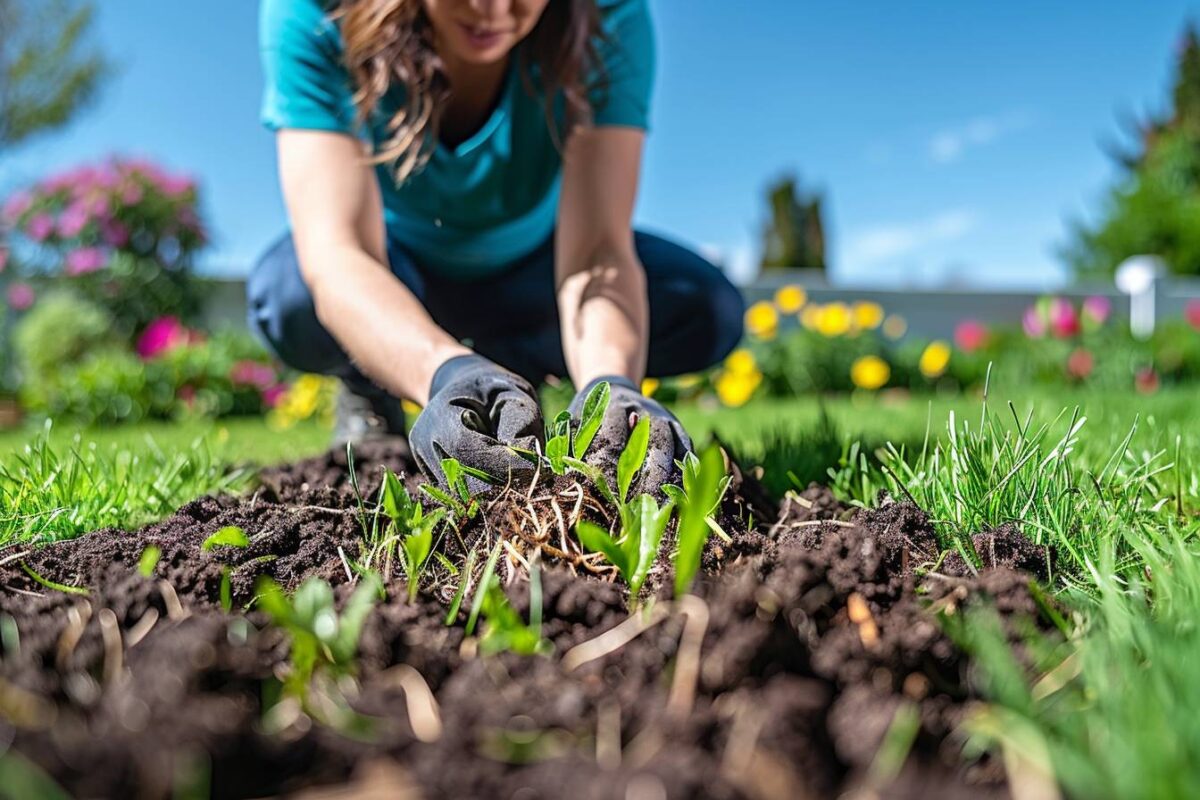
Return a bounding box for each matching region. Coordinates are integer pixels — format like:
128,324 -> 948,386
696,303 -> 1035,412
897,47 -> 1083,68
577,493 -> 674,606
20,562 -> 88,596
201,525 -> 249,551
516,380 -> 611,476
256,573 -> 382,702
137,545 -> 161,577
420,457 -> 491,523
380,470 -> 446,602
219,567 -> 233,612
665,444 -> 728,598
445,548 -> 479,626
477,565 -> 552,657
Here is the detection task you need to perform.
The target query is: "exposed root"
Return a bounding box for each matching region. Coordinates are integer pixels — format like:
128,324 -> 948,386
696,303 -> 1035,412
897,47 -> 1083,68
562,603 -> 671,672
98,608 -> 123,684
380,664 -> 443,744
667,595 -> 710,718
55,601 -> 92,673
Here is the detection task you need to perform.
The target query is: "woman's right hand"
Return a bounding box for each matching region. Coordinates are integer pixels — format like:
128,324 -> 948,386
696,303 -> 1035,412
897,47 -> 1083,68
409,354 -> 545,489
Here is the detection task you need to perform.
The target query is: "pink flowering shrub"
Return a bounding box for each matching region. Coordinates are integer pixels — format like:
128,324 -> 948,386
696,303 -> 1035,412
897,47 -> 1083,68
1,157 -> 207,336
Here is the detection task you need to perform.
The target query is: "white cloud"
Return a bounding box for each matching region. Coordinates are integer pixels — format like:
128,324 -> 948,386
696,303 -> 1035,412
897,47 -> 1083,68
843,209 -> 978,268
928,111 -> 1030,164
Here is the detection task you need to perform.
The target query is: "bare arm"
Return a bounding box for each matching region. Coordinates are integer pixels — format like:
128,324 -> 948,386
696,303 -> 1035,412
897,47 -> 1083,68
555,127 -> 649,388
276,129 -> 469,404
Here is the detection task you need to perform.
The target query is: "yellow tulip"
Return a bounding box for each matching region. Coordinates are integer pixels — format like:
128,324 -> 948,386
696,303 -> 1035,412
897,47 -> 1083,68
745,300 -> 779,339
724,348 -> 757,375
716,369 -> 762,407
919,341 -> 952,378
816,302 -> 852,337
882,314 -> 908,340
853,301 -> 885,330
641,377 -> 660,397
850,355 -> 890,390
774,285 -> 807,313
800,305 -> 820,330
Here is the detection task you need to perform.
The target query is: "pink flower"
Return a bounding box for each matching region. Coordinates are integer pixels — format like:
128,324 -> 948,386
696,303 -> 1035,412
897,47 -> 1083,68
121,183 -> 144,206
6,282 -> 35,311
1066,349 -> 1094,380
1186,299 -> 1200,331
953,319 -> 989,353
262,384 -> 287,408
1047,298 -> 1080,338
101,219 -> 130,248
2,191 -> 32,222
25,213 -> 55,242
1135,367 -> 1160,395
65,247 -> 108,276
57,201 -> 91,238
1081,296 -> 1112,327
1022,305 -> 1047,338
158,174 -> 195,197
230,360 -> 277,390
136,316 -> 189,359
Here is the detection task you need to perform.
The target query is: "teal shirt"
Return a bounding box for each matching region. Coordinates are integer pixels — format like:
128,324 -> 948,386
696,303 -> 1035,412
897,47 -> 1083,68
259,0 -> 655,279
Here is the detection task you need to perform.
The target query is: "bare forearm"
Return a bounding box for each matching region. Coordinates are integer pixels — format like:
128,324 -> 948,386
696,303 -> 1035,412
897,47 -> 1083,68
557,247 -> 649,388
304,244 -> 469,404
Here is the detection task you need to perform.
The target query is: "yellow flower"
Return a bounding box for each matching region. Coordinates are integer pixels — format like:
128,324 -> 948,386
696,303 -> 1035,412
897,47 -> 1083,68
853,301 -> 884,330
745,300 -> 779,339
641,377 -> 660,397
724,348 -> 757,375
816,302 -> 852,337
800,305 -> 821,330
401,399 -> 423,416
267,374 -> 339,430
716,369 -> 762,407
774,285 -> 807,313
850,355 -> 890,390
882,314 -> 908,340
919,340 -> 952,378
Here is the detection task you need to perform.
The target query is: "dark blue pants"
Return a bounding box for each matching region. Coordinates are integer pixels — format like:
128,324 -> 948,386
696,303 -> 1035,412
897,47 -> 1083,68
247,230 -> 744,389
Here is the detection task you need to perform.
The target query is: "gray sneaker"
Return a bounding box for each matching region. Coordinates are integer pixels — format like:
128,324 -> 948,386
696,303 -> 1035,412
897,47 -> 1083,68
332,383 -> 408,447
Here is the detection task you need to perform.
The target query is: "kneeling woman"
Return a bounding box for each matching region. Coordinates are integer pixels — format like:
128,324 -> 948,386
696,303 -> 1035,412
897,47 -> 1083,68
249,0 -> 743,491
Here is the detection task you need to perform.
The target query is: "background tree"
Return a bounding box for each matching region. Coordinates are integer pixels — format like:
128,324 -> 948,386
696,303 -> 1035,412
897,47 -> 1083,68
0,0 -> 110,149
1064,24 -> 1200,278
760,173 -> 827,270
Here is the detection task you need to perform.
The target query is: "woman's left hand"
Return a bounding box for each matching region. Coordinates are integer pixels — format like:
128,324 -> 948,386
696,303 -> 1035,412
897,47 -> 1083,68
568,376 -> 692,499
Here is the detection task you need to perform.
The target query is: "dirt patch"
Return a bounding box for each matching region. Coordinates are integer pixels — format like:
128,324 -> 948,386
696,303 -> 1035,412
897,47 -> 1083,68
0,443 -> 1045,799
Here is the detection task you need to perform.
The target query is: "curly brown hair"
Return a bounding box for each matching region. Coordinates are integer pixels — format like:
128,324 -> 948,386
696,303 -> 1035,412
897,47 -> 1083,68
335,0 -> 603,182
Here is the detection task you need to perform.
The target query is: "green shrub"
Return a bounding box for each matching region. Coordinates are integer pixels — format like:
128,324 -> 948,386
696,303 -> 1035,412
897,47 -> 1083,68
13,290 -> 117,378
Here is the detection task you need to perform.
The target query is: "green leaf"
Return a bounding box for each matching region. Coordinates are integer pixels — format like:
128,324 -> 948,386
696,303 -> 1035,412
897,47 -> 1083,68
445,549 -> 478,626
617,416 -> 651,504
457,462 -> 498,485
466,541 -> 505,636
576,520 -> 628,577
545,434 -> 569,475
573,380 -> 611,459
421,483 -> 464,514
219,567 -> 233,612
380,469 -> 411,522
628,495 -> 673,596
673,444 -> 725,598
137,545 -> 161,577
330,573 -> 382,664
563,457 -> 617,507
254,577 -> 291,622
292,578 -> 336,633
202,525 -> 249,551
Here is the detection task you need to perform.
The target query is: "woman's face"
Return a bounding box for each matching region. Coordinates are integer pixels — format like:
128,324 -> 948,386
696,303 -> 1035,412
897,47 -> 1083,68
422,0 -> 551,65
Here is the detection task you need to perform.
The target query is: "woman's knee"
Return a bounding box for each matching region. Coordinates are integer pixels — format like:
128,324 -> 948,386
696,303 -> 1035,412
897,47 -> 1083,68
638,232 -> 745,374
247,234 -> 351,375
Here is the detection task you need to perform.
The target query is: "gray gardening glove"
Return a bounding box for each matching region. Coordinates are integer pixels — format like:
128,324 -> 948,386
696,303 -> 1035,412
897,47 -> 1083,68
568,375 -> 692,499
410,354 -> 544,490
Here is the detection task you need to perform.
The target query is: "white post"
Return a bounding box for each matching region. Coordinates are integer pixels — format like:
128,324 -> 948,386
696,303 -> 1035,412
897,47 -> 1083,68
1115,256 -> 1165,340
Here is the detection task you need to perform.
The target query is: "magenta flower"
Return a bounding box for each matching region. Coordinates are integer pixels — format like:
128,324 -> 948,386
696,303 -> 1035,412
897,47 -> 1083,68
101,219 -> 130,248
136,316 -> 188,359
65,247 -> 108,276
262,384 -> 288,408
1081,295 -> 1112,328
25,213 -> 55,242
230,360 -> 277,390
1047,298 -> 1080,338
953,319 -> 989,353
1186,299 -> 1200,331
1066,348 -> 1094,380
2,191 -> 32,222
6,282 -> 35,311
57,201 -> 91,238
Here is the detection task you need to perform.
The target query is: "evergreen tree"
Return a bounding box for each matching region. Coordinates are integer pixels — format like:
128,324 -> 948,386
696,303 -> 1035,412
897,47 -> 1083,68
1065,23 -> 1200,277
0,0 -> 110,149
761,174 -> 827,270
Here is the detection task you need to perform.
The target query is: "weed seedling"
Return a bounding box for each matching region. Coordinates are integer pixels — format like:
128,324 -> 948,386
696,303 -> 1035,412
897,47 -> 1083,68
379,470 -> 446,602
201,526 -> 249,551
577,492 -> 675,607
137,545 -> 161,577
421,457 -> 491,525
666,444 -> 728,597
477,564 -> 552,657
517,380 -> 611,476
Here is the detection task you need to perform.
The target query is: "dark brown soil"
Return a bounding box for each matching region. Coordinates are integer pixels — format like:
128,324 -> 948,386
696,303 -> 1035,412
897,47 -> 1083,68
0,443 -> 1047,799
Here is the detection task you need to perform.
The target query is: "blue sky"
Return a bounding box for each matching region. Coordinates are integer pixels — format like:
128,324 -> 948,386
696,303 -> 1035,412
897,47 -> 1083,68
3,1 -> 1198,287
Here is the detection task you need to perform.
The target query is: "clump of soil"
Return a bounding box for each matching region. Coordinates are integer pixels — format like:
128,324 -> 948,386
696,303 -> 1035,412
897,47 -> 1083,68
0,443 -> 1047,799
